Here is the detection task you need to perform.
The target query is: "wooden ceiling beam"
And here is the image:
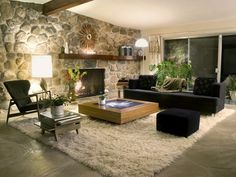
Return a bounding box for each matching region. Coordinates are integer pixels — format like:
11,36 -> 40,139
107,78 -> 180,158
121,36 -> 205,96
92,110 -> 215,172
43,0 -> 93,15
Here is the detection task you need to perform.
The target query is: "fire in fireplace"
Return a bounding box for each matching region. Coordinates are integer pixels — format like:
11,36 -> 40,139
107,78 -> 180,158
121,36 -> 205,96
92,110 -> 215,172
77,68 -> 105,98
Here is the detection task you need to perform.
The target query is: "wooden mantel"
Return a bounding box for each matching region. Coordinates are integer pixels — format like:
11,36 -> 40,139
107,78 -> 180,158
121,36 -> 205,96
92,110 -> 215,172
43,0 -> 93,15
58,53 -> 144,61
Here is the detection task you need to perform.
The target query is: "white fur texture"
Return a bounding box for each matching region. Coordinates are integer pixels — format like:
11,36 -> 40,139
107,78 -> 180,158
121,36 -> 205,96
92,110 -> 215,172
10,108 -> 235,177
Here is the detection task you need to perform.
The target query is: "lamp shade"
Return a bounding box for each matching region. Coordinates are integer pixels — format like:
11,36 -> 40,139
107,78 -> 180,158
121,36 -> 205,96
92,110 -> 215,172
32,55 -> 52,78
135,38 -> 148,48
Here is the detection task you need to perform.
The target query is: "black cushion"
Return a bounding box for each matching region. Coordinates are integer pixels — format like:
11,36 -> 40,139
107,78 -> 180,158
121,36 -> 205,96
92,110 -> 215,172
156,108 -> 200,137
20,102 -> 38,112
128,79 -> 139,89
138,75 -> 157,90
193,77 -> 217,96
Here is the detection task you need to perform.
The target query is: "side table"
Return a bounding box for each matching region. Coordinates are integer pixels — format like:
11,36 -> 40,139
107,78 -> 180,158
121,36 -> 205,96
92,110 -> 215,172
35,110 -> 81,141
116,80 -> 128,98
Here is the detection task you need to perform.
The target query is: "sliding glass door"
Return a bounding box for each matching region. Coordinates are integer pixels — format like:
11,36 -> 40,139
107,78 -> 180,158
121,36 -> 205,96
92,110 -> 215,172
222,35 -> 236,81
164,36 -> 218,80
189,37 -> 218,79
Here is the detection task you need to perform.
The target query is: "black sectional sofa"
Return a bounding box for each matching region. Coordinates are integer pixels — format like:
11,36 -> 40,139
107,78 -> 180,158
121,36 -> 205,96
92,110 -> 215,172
124,75 -> 226,114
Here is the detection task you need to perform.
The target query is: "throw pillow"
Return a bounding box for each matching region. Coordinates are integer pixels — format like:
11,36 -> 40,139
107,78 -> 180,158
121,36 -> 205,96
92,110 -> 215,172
193,77 -> 217,96
161,77 -> 187,91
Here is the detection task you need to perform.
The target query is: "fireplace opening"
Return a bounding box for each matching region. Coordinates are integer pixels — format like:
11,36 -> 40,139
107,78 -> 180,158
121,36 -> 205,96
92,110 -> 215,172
77,68 -> 105,98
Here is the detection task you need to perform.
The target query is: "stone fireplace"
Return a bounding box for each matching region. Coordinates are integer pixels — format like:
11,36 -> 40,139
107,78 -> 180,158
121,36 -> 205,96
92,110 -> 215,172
0,0 -> 141,109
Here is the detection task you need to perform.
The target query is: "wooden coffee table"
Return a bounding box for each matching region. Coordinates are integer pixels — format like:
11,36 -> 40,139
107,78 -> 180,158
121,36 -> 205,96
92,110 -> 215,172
78,99 -> 159,124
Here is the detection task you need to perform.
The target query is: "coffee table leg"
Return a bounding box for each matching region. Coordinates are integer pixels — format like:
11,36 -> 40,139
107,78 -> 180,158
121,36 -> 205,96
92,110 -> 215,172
76,129 -> 78,134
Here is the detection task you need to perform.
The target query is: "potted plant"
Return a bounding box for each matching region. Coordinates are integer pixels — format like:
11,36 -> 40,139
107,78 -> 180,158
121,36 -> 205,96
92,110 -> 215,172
66,65 -> 87,101
149,60 -> 192,87
98,89 -> 109,105
45,95 -> 69,116
227,75 -> 236,102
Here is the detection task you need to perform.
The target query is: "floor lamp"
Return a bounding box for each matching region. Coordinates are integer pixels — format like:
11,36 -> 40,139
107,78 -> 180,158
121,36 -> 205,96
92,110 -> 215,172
135,38 -> 149,74
31,55 -> 52,92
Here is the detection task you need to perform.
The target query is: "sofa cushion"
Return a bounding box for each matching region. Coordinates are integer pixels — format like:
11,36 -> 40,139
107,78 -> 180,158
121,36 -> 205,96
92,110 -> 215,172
193,77 -> 217,96
128,79 -> 139,89
138,75 -> 157,90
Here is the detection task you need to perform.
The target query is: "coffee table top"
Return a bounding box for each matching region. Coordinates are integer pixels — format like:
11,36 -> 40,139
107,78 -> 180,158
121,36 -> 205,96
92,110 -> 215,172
40,110 -> 81,124
79,98 -> 155,111
79,99 -> 159,124
102,99 -> 143,109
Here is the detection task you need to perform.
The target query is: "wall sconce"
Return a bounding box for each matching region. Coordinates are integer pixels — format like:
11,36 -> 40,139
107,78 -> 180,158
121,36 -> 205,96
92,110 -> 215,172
31,55 -> 52,92
135,38 -> 149,74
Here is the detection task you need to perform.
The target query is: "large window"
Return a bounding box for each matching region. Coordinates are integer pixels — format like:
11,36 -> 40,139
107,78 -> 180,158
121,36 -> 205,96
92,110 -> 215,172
164,36 -> 218,79
190,37 -> 218,78
222,35 -> 236,81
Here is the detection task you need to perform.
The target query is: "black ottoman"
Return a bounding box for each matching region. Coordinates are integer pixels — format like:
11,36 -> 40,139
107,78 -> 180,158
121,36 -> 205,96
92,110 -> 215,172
156,108 -> 200,137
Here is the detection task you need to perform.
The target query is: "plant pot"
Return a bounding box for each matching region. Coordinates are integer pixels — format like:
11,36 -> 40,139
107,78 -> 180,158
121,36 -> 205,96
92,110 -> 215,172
98,98 -> 106,105
230,91 -> 236,102
51,105 -> 64,117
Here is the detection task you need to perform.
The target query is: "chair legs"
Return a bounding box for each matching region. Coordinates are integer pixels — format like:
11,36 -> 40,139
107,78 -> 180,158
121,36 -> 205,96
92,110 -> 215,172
6,99 -> 41,125
6,100 -> 13,124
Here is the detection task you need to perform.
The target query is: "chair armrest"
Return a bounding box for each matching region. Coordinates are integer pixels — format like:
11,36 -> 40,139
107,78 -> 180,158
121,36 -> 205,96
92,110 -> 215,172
128,79 -> 139,89
31,91 -> 51,114
212,82 -> 226,99
30,90 -> 51,96
30,91 -> 51,100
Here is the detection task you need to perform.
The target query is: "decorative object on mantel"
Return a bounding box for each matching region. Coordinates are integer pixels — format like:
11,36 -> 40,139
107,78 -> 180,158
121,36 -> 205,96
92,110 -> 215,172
119,45 -> 133,56
79,23 -> 97,53
135,38 -> 149,74
61,46 -> 65,53
66,65 -> 87,101
64,42 -> 69,54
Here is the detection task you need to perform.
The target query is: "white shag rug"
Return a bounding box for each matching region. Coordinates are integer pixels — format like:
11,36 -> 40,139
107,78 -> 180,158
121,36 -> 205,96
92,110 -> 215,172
9,108 -> 235,177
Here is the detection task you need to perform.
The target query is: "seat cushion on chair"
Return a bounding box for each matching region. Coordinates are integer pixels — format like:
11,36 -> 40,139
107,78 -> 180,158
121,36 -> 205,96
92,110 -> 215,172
20,102 -> 39,112
156,108 -> 200,137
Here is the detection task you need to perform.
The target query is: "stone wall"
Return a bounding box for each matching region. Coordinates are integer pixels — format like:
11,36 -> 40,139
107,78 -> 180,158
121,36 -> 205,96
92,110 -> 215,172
0,0 -> 141,108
